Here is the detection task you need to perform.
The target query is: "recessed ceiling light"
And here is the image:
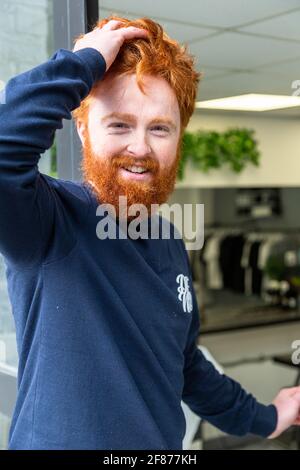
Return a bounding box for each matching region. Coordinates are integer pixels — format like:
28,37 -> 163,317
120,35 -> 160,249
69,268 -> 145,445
196,93 -> 300,111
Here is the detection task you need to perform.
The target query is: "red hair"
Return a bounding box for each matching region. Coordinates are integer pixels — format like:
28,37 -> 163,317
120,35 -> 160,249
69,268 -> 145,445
73,15 -> 202,130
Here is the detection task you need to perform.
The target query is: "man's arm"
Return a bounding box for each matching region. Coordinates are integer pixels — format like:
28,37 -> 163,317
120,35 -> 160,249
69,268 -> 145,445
0,20 -> 148,267
183,278 -> 300,438
182,294 -> 278,437
0,47 -> 106,267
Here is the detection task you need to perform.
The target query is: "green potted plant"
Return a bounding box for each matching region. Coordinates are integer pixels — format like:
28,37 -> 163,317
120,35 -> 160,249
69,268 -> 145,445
178,127 -> 260,180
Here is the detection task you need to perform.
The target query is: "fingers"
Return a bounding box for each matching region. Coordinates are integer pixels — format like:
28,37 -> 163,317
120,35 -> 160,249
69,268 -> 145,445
280,386 -> 300,397
99,21 -> 148,41
101,20 -> 124,31
292,391 -> 300,403
98,19 -> 148,38
119,26 -> 149,39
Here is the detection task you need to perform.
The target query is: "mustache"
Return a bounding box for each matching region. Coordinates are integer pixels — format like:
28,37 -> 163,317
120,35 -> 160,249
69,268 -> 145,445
110,155 -> 159,173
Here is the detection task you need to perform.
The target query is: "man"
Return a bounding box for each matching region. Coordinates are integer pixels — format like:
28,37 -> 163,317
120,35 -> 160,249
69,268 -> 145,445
0,16 -> 299,450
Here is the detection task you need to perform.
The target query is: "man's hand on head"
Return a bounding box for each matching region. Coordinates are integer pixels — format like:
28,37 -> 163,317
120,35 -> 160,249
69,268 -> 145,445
73,19 -> 149,73
268,386 -> 300,439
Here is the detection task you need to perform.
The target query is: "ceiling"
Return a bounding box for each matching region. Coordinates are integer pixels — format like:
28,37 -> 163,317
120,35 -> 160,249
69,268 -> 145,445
99,0 -> 300,118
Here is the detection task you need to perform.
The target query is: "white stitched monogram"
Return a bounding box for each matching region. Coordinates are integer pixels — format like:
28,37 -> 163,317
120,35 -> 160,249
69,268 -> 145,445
176,274 -> 193,313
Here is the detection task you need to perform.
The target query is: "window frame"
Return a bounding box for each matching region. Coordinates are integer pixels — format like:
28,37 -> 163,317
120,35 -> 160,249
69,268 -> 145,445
53,0 -> 99,181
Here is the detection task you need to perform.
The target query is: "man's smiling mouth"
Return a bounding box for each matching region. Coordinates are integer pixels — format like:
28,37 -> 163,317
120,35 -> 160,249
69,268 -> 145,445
123,165 -> 149,174
119,166 -> 152,180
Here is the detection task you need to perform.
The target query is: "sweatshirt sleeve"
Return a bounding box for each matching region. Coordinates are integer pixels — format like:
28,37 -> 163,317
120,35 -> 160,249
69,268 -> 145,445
182,283 -> 278,438
0,47 -> 106,267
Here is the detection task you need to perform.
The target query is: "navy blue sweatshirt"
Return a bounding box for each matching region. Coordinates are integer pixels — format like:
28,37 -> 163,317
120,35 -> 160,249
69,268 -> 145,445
0,47 -> 277,449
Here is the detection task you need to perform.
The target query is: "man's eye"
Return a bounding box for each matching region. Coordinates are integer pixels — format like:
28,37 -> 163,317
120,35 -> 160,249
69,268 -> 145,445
152,126 -> 169,132
108,123 -> 169,132
109,123 -> 129,129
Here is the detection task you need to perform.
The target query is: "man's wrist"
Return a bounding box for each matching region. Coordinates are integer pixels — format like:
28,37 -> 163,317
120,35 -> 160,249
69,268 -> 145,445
250,403 -> 278,438
74,48 -> 107,82
267,404 -> 279,439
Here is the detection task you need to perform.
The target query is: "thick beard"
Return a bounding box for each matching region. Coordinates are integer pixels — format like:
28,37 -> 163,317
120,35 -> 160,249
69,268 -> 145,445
81,133 -> 181,221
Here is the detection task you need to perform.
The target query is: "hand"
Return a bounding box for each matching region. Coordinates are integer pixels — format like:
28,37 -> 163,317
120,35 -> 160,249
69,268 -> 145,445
73,19 -> 149,72
268,386 -> 300,439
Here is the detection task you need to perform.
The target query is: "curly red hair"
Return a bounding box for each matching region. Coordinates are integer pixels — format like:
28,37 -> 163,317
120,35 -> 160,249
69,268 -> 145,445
73,15 -> 202,131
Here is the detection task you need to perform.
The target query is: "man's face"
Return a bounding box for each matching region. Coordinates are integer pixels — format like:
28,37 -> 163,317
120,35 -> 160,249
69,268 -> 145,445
77,73 -> 182,219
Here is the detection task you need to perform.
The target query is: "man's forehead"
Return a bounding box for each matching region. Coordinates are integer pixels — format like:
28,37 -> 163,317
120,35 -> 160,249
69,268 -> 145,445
93,73 -> 178,105
90,74 -> 180,125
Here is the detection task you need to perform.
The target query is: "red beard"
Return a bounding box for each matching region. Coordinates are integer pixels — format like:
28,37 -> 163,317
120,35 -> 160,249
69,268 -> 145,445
81,133 -> 181,220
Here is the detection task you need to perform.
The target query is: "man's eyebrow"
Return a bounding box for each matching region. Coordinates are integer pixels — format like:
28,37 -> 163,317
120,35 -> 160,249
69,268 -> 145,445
101,112 -> 177,130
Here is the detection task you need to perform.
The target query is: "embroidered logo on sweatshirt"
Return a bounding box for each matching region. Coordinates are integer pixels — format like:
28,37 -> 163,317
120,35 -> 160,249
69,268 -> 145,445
176,274 -> 193,313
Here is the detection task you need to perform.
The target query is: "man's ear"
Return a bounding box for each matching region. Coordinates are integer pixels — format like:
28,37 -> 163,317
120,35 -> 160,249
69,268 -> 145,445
76,120 -> 87,146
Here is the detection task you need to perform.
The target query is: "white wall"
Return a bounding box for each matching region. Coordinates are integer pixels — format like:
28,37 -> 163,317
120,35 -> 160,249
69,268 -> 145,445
177,110 -> 300,188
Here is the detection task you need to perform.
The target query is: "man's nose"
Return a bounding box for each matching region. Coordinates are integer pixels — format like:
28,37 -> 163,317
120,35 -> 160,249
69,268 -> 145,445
126,131 -> 151,157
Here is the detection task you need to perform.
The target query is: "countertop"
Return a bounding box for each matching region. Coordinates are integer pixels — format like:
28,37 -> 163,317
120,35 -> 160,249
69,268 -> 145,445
194,288 -> 300,335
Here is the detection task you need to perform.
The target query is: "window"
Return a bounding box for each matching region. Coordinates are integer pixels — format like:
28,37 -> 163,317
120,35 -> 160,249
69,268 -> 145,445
0,0 -> 54,448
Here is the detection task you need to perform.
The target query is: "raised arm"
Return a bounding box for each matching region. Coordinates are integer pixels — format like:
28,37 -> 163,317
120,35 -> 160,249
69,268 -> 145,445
0,20 -> 148,267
